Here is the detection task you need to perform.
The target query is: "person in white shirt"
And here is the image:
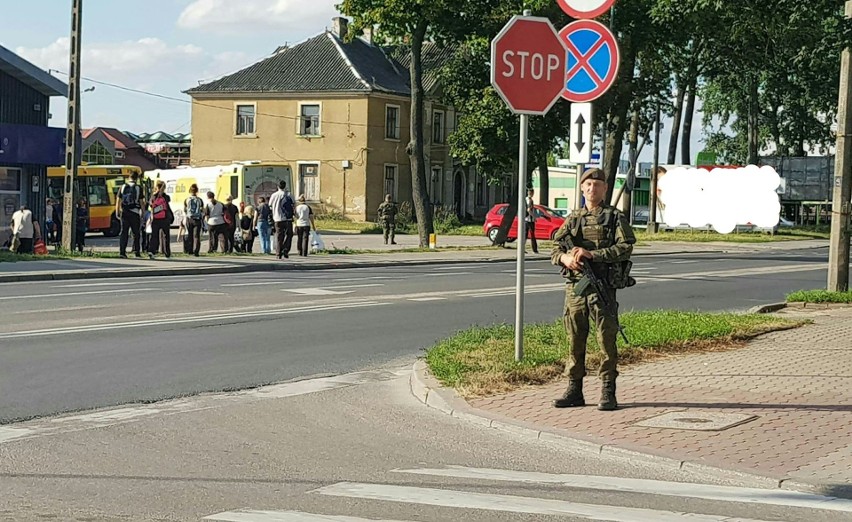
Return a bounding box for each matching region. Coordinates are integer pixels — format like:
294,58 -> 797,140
10,204 -> 35,254
203,192 -> 227,253
268,180 -> 295,259
294,195 -> 316,256
524,188 -> 539,254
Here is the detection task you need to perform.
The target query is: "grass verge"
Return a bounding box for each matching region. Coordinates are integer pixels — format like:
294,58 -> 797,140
633,226 -> 828,243
425,311 -> 805,397
786,289 -> 852,303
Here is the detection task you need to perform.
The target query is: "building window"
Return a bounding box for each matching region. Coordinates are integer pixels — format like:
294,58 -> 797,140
430,166 -> 442,203
236,104 -> 255,135
298,163 -> 320,201
82,142 -> 113,165
432,110 -> 445,144
384,164 -> 398,201
476,174 -> 485,207
385,104 -> 400,140
87,177 -> 110,206
299,104 -> 321,136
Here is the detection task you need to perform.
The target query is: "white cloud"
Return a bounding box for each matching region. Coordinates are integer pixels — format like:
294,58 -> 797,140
177,0 -> 339,35
16,37 -> 203,79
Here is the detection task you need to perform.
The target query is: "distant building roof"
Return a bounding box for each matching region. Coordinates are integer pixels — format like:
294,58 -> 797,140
82,127 -> 140,150
0,43 -> 67,97
186,32 -> 412,97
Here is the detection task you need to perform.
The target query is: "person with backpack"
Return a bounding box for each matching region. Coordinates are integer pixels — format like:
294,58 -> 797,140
254,196 -> 273,255
183,183 -> 204,257
116,171 -> 144,258
204,192 -> 227,253
147,180 -> 172,259
268,180 -> 294,259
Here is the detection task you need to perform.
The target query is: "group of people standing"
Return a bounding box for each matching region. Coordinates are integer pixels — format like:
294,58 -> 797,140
114,174 -> 317,260
7,198 -> 89,255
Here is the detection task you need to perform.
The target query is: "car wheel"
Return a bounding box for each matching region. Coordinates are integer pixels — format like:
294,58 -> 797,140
487,227 -> 499,243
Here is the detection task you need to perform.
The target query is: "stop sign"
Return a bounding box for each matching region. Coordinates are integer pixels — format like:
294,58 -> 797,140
491,16 -> 567,115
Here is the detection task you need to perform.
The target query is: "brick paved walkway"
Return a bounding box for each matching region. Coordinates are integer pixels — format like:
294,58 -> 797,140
470,306 -> 852,485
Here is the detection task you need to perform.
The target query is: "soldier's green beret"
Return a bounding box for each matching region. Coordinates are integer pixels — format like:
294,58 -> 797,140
580,168 -> 607,185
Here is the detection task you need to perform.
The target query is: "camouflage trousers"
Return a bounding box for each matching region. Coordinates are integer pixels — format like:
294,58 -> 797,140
382,221 -> 395,242
563,283 -> 620,381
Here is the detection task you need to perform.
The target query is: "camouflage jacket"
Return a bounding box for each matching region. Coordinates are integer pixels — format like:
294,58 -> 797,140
550,204 -> 636,281
377,202 -> 398,223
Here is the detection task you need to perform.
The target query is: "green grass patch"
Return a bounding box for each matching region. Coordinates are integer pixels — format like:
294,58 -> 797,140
440,224 -> 485,236
786,289 -> 852,303
633,226 -> 829,243
425,311 -> 804,397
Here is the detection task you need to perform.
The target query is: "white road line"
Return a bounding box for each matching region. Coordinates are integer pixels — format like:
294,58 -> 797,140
179,291 -> 227,296
0,301 -> 387,340
51,281 -> 139,288
407,297 -> 447,302
393,467 -> 852,513
284,288 -> 355,296
420,272 -> 473,277
324,284 -> 385,290
205,510 -> 410,522
312,482 -> 770,522
0,289 -> 133,301
671,260 -> 700,264
12,305 -> 108,315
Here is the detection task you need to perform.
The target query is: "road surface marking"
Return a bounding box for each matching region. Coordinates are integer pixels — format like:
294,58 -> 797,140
205,510 -> 409,521
12,305 -> 108,315
0,301 -> 388,340
283,288 -> 355,296
393,467 -> 852,513
325,284 -> 385,289
179,291 -> 227,296
2,366 -> 408,444
671,260 -> 700,264
312,482 -> 771,522
51,281 -> 139,288
0,289 -> 133,301
408,297 -> 447,302
420,272 -> 472,277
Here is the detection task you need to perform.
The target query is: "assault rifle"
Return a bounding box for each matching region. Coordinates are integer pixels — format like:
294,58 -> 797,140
576,261 -> 629,344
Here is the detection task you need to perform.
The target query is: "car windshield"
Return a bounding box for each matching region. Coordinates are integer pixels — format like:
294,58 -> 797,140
540,207 -> 561,218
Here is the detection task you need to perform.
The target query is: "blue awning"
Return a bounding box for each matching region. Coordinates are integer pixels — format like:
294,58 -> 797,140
0,123 -> 66,166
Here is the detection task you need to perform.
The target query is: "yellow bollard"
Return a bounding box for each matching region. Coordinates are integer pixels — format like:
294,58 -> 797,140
429,233 -> 437,249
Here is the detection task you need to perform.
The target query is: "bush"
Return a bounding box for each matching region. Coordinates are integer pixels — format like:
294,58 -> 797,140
433,205 -> 463,234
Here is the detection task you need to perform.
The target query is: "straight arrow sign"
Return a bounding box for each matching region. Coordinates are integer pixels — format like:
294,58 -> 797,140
569,103 -> 593,164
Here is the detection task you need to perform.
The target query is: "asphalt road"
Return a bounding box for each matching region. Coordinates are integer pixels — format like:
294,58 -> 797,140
0,248 -> 831,424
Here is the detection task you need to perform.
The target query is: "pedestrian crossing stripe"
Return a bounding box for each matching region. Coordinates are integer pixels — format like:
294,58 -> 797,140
311,482 -> 774,522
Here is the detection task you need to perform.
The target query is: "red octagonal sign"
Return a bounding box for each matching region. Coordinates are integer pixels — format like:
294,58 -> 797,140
491,16 -> 567,115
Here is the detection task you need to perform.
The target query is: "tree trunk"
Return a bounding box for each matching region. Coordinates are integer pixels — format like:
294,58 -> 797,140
667,81 -> 685,164
603,37 -> 637,204
681,74 -> 697,165
537,151 -> 550,206
407,20 -> 434,247
747,77 -> 760,165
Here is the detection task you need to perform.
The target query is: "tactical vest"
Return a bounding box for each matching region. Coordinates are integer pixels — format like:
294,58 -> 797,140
563,206 -> 635,290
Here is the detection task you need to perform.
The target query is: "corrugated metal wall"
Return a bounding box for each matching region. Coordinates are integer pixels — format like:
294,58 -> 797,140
0,70 -> 49,126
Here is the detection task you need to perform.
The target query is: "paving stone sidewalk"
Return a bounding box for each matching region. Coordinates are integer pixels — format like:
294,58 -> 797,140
469,306 -> 852,490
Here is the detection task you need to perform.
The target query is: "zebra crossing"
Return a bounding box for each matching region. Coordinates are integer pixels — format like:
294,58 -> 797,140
204,466 -> 852,522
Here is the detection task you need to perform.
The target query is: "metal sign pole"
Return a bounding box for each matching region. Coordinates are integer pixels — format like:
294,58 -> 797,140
515,113 -> 529,362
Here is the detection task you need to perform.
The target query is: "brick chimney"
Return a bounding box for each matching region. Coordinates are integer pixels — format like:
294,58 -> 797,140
361,26 -> 373,44
332,17 -> 349,38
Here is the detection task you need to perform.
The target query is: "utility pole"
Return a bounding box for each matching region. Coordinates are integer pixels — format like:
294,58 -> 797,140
62,0 -> 83,252
829,0 -> 852,291
648,102 -> 661,233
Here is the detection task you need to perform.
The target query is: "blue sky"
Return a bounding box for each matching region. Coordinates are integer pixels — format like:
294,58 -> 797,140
4,0 -> 341,134
4,0 -> 705,163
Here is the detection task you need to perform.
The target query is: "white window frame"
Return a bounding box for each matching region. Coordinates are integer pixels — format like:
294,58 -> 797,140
383,163 -> 399,202
297,101 -> 322,137
234,102 -> 257,137
432,109 -> 445,144
296,161 -> 321,202
385,104 -> 401,141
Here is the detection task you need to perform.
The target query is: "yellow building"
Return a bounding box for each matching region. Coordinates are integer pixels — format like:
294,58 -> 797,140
186,17 -> 497,221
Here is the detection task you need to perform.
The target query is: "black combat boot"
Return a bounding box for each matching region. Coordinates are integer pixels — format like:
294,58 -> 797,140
598,380 -> 617,411
553,379 -> 585,408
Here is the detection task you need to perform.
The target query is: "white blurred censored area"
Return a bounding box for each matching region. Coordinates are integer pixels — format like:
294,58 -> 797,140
657,165 -> 782,234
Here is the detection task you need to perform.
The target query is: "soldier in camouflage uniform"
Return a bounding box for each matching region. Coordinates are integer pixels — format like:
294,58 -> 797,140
377,194 -> 398,245
551,168 -> 636,411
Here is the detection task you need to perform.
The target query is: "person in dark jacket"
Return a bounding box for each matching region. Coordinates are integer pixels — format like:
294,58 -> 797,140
223,195 -> 239,253
75,198 -> 89,253
147,180 -> 172,259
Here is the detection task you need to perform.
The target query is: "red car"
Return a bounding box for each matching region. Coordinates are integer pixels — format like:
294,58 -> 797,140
483,204 -> 567,243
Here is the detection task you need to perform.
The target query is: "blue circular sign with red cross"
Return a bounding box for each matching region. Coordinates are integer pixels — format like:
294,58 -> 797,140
559,20 -> 620,103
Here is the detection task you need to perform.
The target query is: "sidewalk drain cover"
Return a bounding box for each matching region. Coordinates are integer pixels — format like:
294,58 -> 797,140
635,412 -> 757,431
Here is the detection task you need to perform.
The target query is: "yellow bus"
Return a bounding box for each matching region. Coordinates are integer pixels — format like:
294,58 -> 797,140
47,165 -> 147,236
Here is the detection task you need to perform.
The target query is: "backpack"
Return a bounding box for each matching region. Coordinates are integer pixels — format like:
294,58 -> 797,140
151,193 -> 169,220
280,194 -> 295,220
223,205 -> 235,226
121,184 -> 141,210
186,196 -> 203,220
259,203 -> 271,222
